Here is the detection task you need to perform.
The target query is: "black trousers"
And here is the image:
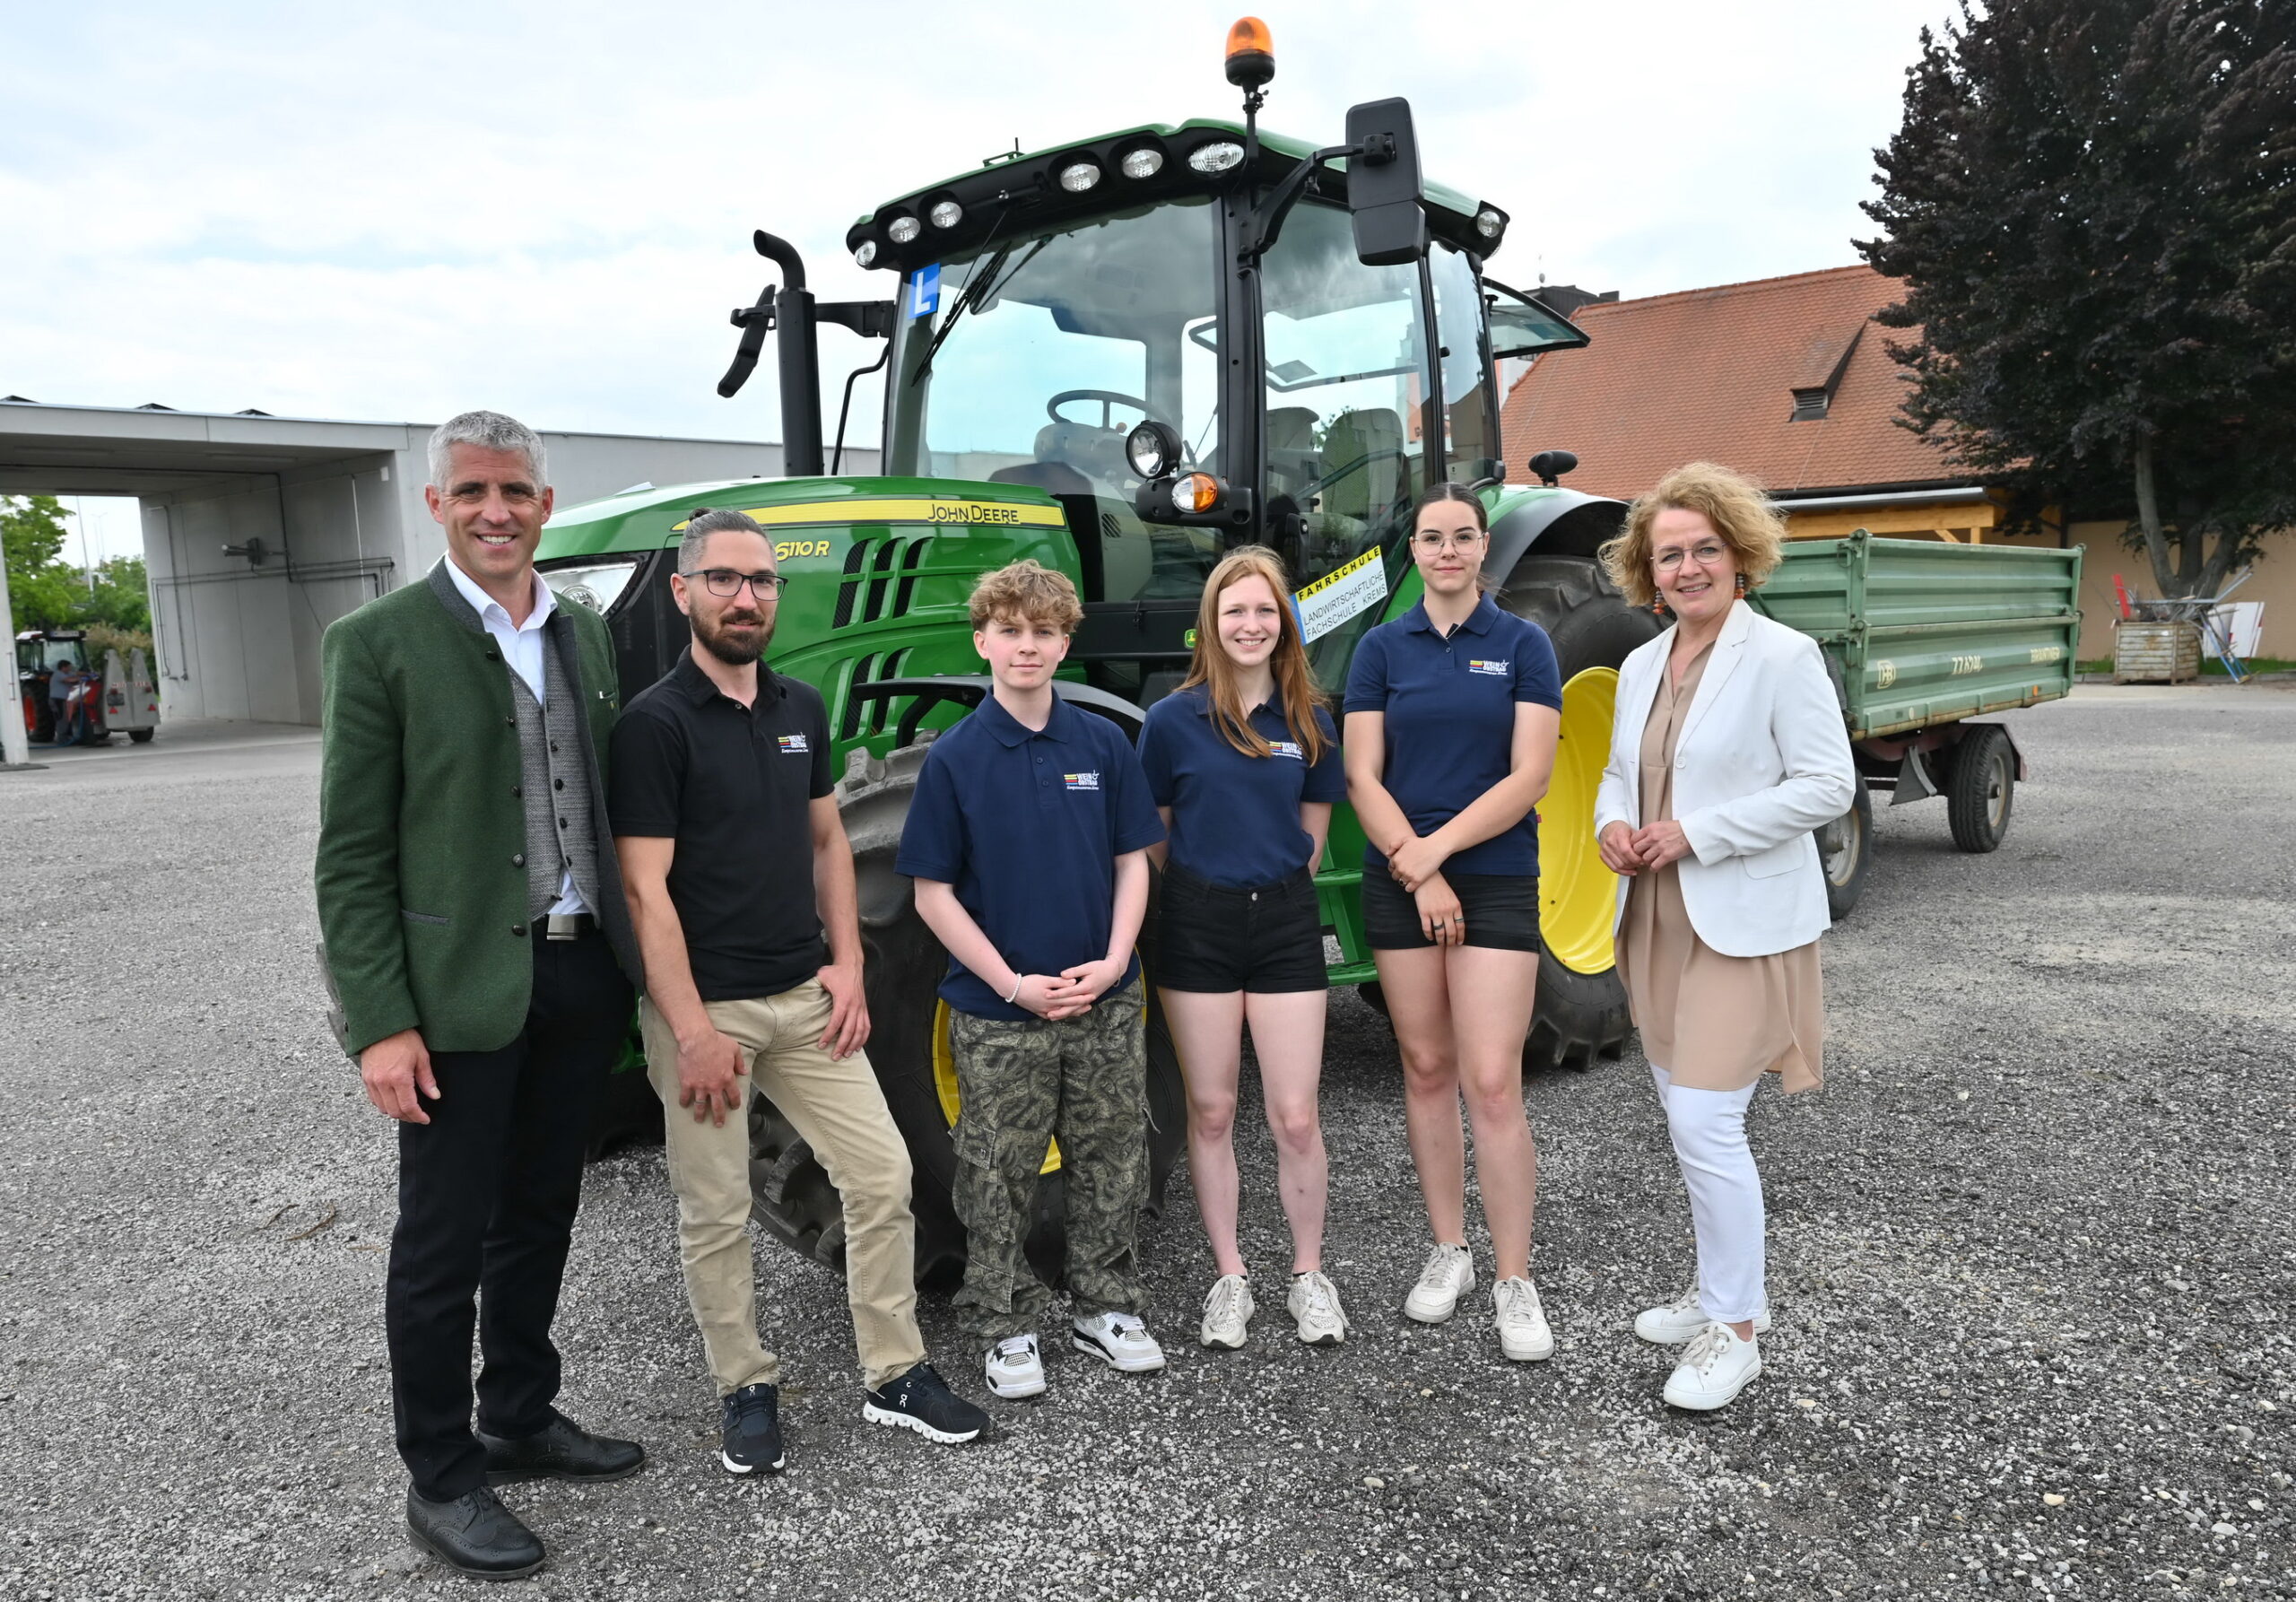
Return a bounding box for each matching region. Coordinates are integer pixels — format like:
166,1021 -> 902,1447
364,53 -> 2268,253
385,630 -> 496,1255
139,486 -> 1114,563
385,929 -> 633,1501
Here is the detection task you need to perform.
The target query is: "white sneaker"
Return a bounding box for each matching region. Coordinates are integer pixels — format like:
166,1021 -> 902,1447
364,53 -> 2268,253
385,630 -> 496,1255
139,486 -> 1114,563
1403,1242 -> 1475,1324
1198,1275 -> 1255,1350
1492,1276 -> 1554,1362
1072,1310 -> 1167,1373
984,1334 -> 1045,1399
1635,1284 -> 1772,1346
1663,1321 -> 1762,1411
1287,1270 -> 1349,1347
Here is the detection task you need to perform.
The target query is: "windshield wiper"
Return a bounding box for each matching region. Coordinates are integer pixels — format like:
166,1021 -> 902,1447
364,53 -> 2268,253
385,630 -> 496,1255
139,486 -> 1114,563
910,233 -> 1049,384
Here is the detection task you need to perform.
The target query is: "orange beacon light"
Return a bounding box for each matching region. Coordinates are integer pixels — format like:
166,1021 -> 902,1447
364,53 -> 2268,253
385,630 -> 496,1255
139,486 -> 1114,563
1226,17 -> 1274,90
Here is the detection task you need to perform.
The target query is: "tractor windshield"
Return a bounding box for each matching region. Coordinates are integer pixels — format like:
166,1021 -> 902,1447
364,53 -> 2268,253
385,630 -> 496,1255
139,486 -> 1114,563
884,198 -> 1224,601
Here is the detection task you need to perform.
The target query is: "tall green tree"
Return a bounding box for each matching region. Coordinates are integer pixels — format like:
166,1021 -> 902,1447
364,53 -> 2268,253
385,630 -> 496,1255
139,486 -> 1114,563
1859,0 -> 2296,597
2,495 -> 85,631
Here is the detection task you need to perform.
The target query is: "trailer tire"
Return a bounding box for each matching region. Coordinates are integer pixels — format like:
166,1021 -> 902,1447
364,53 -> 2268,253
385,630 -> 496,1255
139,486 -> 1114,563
770,736 -> 1187,1292
1946,724 -> 2014,854
1818,777 -> 1873,920
129,728 -> 154,744
1493,554 -> 1661,1072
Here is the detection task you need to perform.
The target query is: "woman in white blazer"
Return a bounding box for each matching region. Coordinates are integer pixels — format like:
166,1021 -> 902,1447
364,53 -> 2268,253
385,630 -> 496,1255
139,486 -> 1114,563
1592,462 -> 1855,1413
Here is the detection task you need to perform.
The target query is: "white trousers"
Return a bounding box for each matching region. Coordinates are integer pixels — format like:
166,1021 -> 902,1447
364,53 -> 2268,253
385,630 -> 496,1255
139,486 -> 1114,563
1650,1065 -> 1767,1323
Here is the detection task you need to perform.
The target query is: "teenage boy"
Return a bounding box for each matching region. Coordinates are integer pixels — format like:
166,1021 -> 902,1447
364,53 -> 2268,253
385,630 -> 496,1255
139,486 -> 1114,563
895,559 -> 1169,1399
610,509 -> 989,1474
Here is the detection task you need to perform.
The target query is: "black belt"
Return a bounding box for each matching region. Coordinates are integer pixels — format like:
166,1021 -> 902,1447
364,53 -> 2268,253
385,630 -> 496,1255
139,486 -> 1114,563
542,912 -> 598,941
1163,863 -> 1314,901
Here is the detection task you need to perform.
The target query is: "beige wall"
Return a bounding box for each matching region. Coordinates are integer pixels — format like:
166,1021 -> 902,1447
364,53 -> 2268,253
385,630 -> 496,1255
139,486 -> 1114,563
1781,498 -> 2293,661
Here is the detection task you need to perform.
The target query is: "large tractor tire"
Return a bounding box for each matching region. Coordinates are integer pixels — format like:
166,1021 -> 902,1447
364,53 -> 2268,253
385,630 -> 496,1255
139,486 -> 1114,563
748,736 -> 1188,1291
1495,554 -> 1665,1072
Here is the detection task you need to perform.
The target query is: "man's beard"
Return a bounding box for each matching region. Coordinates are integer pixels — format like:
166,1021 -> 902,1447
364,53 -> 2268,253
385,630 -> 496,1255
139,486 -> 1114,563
694,606 -> 772,666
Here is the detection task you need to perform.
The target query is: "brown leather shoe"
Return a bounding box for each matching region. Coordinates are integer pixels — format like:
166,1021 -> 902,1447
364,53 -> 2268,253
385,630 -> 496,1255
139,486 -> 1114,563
477,1410 -> 645,1485
405,1485 -> 544,1580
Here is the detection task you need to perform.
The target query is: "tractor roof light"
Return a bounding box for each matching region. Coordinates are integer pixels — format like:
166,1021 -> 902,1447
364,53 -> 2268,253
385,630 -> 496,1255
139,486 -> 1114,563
1119,145 -> 1165,180
853,239 -> 878,268
1225,16 -> 1274,91
928,199 -> 963,230
1475,206 -> 1506,241
886,213 -> 921,244
1058,160 -> 1102,194
1188,141 -> 1246,175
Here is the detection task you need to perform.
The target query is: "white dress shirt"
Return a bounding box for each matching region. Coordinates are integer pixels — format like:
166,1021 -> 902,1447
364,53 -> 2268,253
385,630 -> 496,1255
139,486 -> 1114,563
443,557 -> 589,917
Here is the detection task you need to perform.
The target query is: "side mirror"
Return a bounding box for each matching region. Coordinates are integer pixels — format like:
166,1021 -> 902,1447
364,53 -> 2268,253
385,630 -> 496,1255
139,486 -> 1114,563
1345,98 -> 1426,267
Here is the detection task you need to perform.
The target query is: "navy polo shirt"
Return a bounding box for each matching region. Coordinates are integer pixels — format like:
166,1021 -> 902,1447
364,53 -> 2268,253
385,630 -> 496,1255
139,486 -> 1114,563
1342,594 -> 1563,878
895,693 -> 1166,1021
1138,684 -> 1344,888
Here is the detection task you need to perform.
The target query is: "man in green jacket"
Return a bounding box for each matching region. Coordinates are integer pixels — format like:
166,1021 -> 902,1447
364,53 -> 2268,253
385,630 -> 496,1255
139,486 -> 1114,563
315,410 -> 646,1580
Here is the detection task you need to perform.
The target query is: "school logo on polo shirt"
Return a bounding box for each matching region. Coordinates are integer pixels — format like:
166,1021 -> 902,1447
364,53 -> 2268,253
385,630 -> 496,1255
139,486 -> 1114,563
1467,658 -> 1510,676
778,733 -> 810,753
1063,771 -> 1100,791
1269,741 -> 1305,761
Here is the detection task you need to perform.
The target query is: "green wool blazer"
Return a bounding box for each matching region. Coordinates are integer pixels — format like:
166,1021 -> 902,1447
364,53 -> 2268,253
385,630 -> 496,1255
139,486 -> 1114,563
314,560 -> 641,1056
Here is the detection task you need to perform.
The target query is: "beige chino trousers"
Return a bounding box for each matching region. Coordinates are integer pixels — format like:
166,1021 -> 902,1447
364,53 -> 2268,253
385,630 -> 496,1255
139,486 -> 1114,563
641,981 -> 925,1394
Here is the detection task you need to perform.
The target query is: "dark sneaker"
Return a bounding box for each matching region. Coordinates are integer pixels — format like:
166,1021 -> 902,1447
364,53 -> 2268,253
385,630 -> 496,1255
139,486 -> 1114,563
478,1409 -> 644,1485
862,1362 -> 989,1445
404,1485 -> 544,1580
719,1382 -> 785,1476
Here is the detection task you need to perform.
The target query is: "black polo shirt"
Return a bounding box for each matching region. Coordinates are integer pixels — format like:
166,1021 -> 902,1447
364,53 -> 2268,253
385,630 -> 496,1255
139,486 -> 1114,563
608,649 -> 833,1001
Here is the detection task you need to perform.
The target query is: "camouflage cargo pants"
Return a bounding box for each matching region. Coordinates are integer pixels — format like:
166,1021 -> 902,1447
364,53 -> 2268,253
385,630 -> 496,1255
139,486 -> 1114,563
947,978 -> 1148,1345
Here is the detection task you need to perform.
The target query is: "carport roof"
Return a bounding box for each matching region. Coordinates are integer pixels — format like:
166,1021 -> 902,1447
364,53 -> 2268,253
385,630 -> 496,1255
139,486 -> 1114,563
0,398 -> 422,496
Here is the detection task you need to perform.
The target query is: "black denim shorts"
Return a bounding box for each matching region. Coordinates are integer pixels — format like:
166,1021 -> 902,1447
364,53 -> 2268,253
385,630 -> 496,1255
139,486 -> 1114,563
1361,868 -> 1543,953
1152,864 -> 1328,994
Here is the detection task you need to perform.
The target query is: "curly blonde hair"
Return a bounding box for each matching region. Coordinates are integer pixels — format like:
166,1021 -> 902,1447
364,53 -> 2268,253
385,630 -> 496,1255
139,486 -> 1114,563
968,558 -> 1083,631
1599,461 -> 1787,610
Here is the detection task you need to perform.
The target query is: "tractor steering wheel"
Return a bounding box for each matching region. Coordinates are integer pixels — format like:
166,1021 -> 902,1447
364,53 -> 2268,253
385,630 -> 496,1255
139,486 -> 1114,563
1046,388 -> 1158,432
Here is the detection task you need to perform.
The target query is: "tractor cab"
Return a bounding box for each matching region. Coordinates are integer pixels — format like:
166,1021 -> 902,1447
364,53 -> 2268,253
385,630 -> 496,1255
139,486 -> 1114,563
839,100 -> 1585,699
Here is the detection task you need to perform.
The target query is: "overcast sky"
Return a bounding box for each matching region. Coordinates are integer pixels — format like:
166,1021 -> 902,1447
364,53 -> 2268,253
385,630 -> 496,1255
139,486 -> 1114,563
4,0 -> 1949,562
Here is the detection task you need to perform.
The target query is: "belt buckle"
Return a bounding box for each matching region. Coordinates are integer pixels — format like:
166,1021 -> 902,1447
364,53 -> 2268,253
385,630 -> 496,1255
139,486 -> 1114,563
544,913 -> 586,942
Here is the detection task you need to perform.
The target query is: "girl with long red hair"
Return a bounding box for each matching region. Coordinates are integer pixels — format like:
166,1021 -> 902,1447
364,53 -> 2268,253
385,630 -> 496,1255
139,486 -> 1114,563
1138,545 -> 1349,1351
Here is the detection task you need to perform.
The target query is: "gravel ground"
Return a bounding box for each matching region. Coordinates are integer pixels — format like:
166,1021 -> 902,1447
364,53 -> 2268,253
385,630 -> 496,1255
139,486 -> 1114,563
2,687 -> 2291,1601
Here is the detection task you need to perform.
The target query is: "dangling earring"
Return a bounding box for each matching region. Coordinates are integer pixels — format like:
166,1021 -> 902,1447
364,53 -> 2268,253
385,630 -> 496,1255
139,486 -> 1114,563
1650,597 -> 1666,617
1735,573 -> 1748,595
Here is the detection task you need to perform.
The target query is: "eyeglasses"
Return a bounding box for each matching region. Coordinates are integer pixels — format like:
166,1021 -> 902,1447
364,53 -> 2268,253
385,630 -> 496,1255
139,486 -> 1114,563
1653,541 -> 1730,574
1412,530 -> 1484,553
683,568 -> 787,599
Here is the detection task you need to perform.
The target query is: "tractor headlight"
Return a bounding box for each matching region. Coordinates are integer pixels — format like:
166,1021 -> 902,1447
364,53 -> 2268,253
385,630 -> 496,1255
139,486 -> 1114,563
1188,141 -> 1246,174
1475,207 -> 1505,239
853,239 -> 878,268
1120,146 -> 1165,180
1125,420 -> 1181,481
887,214 -> 921,244
929,200 -> 963,230
1058,161 -> 1102,193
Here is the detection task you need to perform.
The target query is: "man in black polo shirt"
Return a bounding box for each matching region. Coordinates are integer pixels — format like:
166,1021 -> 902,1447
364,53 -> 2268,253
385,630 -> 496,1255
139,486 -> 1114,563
609,509 -> 987,1473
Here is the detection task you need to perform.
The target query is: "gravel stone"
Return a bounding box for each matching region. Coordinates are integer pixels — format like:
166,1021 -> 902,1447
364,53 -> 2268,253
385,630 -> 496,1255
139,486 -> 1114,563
1,686 -> 2291,1599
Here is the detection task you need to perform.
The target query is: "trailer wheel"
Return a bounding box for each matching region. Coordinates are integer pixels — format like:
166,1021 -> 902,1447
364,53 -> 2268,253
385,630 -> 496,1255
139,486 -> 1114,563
1495,554 -> 1662,1072
1946,724 -> 2014,853
128,728 -> 154,744
1817,777 -> 1873,919
780,736 -> 1187,1291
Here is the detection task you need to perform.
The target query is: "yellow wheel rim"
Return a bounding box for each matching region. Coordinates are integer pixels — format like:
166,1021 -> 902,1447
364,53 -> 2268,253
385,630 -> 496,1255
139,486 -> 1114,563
933,998 -> 1062,1175
1535,665 -> 1622,976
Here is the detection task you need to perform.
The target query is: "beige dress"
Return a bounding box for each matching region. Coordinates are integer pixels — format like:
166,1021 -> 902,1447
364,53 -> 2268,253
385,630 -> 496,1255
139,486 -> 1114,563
1617,643 -> 1825,1093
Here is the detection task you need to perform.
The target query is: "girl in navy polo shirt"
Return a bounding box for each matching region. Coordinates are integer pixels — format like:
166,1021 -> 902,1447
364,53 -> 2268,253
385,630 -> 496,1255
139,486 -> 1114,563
1344,483 -> 1564,1364
1139,546 -> 1350,1352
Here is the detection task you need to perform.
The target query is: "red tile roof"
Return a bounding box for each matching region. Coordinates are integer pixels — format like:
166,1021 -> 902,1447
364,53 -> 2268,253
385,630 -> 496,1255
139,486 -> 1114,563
1500,264 -> 1973,501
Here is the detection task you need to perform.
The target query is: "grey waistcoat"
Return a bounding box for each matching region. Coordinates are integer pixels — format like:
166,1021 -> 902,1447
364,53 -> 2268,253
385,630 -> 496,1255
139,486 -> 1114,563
508,631 -> 603,919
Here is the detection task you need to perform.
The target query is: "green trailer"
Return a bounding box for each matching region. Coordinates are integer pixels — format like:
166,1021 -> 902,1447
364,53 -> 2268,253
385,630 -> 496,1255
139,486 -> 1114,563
1753,528 -> 2083,915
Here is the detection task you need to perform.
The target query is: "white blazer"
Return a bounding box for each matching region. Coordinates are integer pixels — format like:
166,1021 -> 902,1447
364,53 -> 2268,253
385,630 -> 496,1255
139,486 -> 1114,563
1594,601 -> 1857,958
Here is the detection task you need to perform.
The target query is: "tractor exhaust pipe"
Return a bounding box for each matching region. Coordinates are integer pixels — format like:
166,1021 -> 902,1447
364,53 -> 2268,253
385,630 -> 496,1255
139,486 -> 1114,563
754,231 -> 825,478
718,231 -> 826,478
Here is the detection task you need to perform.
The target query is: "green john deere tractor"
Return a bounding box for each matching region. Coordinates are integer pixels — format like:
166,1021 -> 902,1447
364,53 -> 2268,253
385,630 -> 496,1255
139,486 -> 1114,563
536,28 -> 1657,1286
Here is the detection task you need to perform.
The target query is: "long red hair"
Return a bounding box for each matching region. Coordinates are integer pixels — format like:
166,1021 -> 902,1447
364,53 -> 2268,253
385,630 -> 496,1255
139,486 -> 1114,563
1178,545 -> 1330,764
